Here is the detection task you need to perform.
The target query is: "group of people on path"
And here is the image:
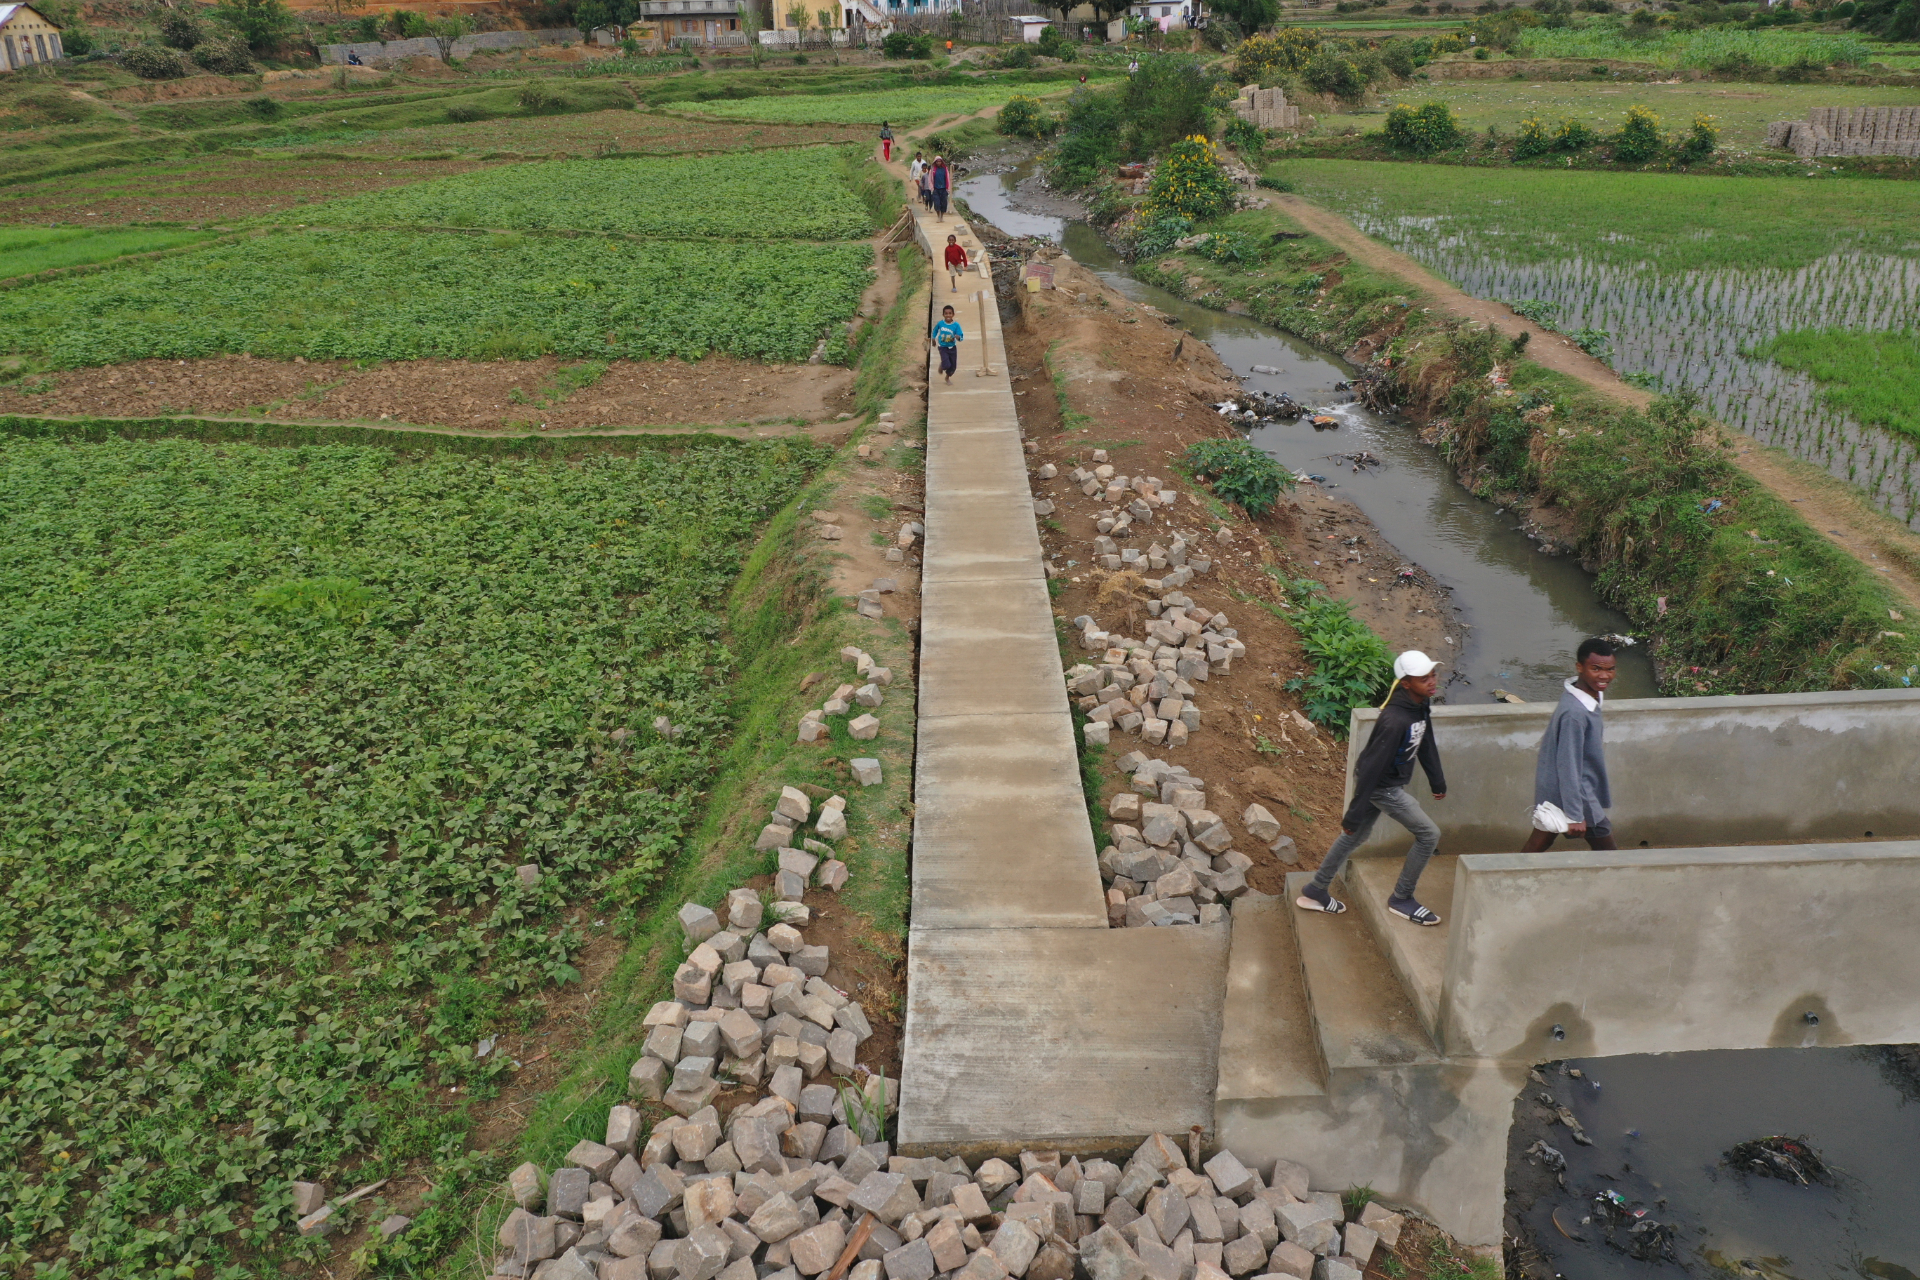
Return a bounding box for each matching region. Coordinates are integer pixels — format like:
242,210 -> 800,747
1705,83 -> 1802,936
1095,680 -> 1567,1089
906,149 -> 951,220
1297,639 -> 1620,925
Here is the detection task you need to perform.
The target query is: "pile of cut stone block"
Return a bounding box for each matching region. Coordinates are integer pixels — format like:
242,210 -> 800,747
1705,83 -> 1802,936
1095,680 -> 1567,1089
1065,463 -> 1179,538
1064,601 -> 1241,748
627,788 -> 875,1114
799,648 -> 892,748
1094,751 -> 1286,928
488,1128 -> 1406,1280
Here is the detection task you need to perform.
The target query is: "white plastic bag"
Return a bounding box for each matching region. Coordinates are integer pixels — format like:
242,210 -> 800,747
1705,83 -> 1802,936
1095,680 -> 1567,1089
1531,801 -> 1572,834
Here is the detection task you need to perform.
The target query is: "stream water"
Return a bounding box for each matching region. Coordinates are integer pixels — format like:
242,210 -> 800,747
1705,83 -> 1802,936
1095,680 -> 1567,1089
959,163 -> 1920,1280
959,162 -> 1657,703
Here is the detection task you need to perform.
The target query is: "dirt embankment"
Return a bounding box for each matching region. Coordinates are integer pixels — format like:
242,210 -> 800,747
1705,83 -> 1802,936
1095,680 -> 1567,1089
991,230 -> 1458,874
1273,193 -> 1920,615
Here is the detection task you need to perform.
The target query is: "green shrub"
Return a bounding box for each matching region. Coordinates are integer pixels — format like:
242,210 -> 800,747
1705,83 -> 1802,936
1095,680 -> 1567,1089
1036,24 -> 1075,59
1514,113 -> 1554,157
1554,117 -> 1597,149
1134,213 -> 1194,256
1223,115 -> 1267,156
1144,134 -> 1237,221
157,7 -> 203,48
447,102 -> 488,122
1271,575 -> 1394,733
215,0 -> 295,52
998,43 -> 1034,68
1383,101 -> 1462,154
1184,437 -> 1293,515
881,30 -> 933,58
1303,51 -> 1365,101
1671,112 -> 1718,163
1611,103 -> 1663,162
1236,27 -> 1322,77
518,82 -> 564,111
997,93 -> 1055,139
1379,38 -> 1421,77
119,44 -> 194,78
192,35 -> 254,73
1201,229 -> 1259,266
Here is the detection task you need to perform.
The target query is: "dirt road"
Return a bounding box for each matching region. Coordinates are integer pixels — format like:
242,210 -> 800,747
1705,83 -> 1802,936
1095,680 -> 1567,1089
1273,194 -> 1920,612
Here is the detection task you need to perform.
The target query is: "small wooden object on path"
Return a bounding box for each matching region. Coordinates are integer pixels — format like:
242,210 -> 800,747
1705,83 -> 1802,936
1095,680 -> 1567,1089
825,1213 -> 879,1280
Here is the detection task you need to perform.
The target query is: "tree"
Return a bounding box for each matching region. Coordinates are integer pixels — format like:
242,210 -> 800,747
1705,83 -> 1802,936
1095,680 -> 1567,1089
785,1 -> 810,44
426,14 -> 472,60
214,0 -> 296,52
738,0 -> 766,64
1209,0 -> 1280,31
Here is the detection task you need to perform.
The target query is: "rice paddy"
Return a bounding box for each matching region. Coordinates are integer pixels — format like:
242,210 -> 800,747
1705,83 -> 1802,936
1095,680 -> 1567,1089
1285,161 -> 1920,524
1512,26 -> 1876,69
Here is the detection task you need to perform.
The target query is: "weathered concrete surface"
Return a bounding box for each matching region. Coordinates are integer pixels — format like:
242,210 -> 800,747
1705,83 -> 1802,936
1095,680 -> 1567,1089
1343,689 -> 1920,856
1441,842 -> 1920,1060
1346,855 -> 1456,1040
1218,894 -> 1323,1104
901,923 -> 1231,1153
1287,872 -> 1439,1074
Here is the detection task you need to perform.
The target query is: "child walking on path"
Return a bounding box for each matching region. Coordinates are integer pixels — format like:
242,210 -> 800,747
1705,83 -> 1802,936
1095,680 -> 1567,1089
944,233 -> 970,292
880,122 -> 893,162
1521,638 -> 1619,852
1297,651 -> 1449,925
931,305 -> 963,384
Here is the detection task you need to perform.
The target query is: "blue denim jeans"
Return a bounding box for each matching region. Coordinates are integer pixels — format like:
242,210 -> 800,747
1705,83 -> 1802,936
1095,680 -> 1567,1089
1309,785 -> 1441,902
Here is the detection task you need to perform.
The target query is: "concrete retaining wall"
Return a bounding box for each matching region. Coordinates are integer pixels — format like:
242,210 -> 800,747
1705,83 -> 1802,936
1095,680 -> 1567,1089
1439,842 -> 1920,1060
320,28 -> 582,64
1341,688 -> 1920,857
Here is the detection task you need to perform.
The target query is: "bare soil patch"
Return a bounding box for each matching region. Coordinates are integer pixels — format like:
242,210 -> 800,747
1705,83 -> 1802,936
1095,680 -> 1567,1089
999,239 -> 1458,878
1274,192 -> 1920,614
5,353 -> 858,433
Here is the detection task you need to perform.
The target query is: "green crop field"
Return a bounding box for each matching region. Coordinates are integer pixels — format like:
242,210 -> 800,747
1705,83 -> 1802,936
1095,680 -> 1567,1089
0,228 -> 873,366
1316,81 -> 1920,153
1282,159 -> 1920,520
1757,329 -> 1920,442
285,147 -> 871,239
0,225 -> 217,279
1513,25 -> 1875,68
673,85 -> 1035,126
0,429 -> 822,1278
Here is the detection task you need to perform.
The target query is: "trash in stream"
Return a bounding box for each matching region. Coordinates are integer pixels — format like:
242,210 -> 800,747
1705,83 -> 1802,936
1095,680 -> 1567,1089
1724,1135 -> 1835,1186
1322,451 -> 1382,473
1310,415 -> 1340,430
1526,1139 -> 1568,1172
1213,389 -> 1305,425
1590,1191 -> 1677,1262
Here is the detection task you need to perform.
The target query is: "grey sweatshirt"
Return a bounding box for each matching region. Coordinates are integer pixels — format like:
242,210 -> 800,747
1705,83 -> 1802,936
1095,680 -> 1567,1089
1534,681 -> 1610,825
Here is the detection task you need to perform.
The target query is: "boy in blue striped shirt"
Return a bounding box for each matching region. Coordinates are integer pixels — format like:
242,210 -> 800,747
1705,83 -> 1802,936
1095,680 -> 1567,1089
932,305 -> 963,384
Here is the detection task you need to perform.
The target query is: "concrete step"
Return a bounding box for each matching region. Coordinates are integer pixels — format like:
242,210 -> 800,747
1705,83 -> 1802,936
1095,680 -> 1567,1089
1216,893 -> 1325,1103
897,922 -> 1231,1152
1286,871 -> 1441,1074
1343,855 -> 1455,1042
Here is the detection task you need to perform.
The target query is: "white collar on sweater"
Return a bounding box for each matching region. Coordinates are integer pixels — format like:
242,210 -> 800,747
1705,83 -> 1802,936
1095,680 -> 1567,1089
1564,678 -> 1602,712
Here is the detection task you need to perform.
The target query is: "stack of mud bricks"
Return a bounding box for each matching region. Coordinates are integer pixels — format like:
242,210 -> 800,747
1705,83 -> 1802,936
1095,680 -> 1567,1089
1232,85 -> 1300,131
1766,107 -> 1920,159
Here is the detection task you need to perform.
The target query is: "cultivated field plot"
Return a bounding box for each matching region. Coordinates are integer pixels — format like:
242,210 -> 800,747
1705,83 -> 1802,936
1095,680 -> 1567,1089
1286,160 -> 1920,522
0,429 -> 823,1277
672,84 -> 1035,126
1317,81 -> 1920,151
1513,26 -> 1877,68
239,108 -> 869,161
286,147 -> 870,238
0,224 -> 218,277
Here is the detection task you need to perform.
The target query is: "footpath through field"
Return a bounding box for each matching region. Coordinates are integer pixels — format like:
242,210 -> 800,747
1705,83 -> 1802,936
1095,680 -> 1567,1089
879,136 -> 1231,1151
1271,192 -> 1920,614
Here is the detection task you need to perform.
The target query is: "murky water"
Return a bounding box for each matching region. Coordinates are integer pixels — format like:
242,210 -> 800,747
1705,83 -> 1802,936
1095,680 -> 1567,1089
1328,210 -> 1920,528
959,166 -> 1657,703
1518,1046 -> 1920,1280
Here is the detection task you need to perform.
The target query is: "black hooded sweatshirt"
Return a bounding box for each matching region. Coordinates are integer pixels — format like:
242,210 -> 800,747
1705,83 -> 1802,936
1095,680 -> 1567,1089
1341,682 -> 1447,830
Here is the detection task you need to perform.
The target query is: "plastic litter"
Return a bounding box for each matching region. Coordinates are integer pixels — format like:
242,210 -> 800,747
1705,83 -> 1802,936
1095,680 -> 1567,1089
1525,1139 -> 1567,1172
1724,1135 -> 1834,1186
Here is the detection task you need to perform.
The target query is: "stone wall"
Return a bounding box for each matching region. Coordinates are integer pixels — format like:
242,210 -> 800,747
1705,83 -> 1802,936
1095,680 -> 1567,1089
1766,106 -> 1920,159
319,27 -> 583,65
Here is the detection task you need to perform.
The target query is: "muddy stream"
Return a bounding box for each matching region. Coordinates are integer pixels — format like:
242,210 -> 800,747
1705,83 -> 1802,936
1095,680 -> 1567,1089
960,157 -> 1920,1280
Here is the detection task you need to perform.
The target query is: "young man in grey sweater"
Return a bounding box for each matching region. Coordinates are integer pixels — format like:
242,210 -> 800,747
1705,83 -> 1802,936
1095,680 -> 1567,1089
1522,637 -> 1619,853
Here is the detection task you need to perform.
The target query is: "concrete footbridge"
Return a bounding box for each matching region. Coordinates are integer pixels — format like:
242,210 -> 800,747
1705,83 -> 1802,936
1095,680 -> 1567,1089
888,180 -> 1920,1247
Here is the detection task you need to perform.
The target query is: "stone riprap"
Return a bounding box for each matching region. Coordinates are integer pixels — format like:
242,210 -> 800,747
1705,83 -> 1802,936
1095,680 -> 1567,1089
629,790 -> 867,1116
1092,752 -> 1278,929
488,1127 -> 1405,1280
1064,590 -> 1244,749
799,648 -> 893,750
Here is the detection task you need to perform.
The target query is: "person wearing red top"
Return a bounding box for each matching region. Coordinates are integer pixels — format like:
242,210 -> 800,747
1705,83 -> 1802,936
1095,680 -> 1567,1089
943,233 -> 970,291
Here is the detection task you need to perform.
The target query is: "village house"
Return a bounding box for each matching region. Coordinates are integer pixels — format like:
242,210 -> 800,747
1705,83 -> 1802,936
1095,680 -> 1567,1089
1,2 -> 66,72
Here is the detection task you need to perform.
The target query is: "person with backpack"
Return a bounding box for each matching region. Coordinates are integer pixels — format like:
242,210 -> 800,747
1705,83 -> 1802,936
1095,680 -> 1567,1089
1521,638 -> 1619,853
1296,651 -> 1448,925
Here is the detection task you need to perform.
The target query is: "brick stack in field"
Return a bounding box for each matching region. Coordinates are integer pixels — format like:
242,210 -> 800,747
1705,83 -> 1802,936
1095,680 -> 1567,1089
1767,107 -> 1920,159
1231,86 -> 1300,132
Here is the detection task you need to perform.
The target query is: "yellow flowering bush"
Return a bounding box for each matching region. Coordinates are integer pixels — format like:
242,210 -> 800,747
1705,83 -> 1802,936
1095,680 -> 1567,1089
1144,135 -> 1238,222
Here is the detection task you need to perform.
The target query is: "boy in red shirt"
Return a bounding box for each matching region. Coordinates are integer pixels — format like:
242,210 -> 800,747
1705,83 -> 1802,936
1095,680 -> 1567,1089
944,234 -> 970,292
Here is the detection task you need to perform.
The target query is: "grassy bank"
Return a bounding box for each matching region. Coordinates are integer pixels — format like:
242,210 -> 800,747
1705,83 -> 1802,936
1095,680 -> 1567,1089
1126,205 -> 1920,695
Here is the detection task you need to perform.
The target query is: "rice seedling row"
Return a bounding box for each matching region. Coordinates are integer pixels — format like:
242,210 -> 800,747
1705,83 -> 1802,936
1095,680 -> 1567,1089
278,147 -> 873,241
0,228 -> 874,367
0,432 -> 823,1278
1289,162 -> 1920,524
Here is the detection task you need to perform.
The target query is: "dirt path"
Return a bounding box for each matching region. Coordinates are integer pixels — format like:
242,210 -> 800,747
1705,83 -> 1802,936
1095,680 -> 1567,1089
1273,193 -> 1920,613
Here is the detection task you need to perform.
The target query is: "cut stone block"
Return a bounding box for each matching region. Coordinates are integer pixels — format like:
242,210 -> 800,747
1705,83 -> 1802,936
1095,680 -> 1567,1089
1341,1224 -> 1378,1267
790,1222 -> 848,1276
1356,1203 -> 1402,1250
1267,1242 -> 1316,1280
678,903 -> 721,945
628,1055 -> 669,1102
851,758 -> 884,787
849,714 -> 880,740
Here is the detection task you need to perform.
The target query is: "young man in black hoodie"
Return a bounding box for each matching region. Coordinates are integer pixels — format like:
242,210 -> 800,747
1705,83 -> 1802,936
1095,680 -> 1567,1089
1296,650 -> 1448,925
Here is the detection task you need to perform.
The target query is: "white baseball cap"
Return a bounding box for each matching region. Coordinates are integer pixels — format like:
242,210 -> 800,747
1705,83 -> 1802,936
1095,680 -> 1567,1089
1394,650 -> 1439,679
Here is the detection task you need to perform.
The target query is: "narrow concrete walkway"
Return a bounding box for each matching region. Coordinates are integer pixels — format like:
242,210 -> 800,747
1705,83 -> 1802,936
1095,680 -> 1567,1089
893,168 -> 1230,1153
